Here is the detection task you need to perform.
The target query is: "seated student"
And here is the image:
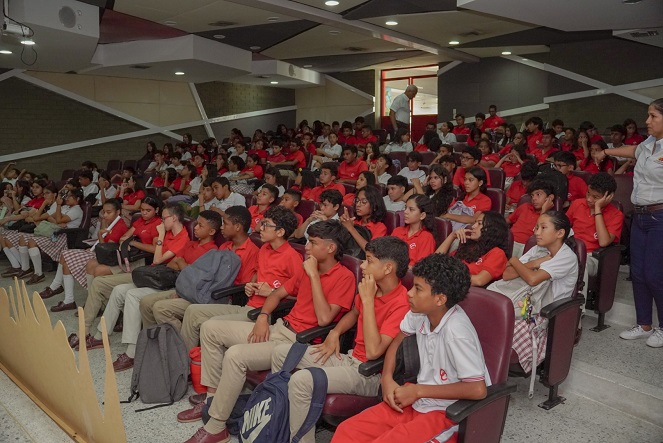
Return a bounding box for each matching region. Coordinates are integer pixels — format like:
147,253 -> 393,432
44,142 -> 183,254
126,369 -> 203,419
371,153 -> 393,185
415,130 -> 439,152
509,180 -> 555,258
279,188 -> 303,226
397,151 -> 427,185
391,195 -> 437,267
355,124 -> 378,146
189,178 -> 218,217
438,121 -> 457,144
266,139 -> 286,164
71,203 -> 191,351
506,160 -> 538,210
228,141 -> 247,162
338,145 -> 369,183
179,220 -> 356,440
530,129 -> 559,164
406,164 -> 455,217
566,173 -> 624,301
190,152 -> 207,176
452,113 -> 471,135
437,211 -> 509,286
333,253 -> 488,443
168,151 -> 184,171
553,151 -> 588,205
299,132 -> 316,156
525,117 -> 544,153
0,179 -> 47,228
467,127 -> 482,147
95,172 -> 118,207
248,184 -> 278,230
363,141 -> 379,166
254,167 -> 285,197
580,139 -> 615,174
308,162 -> 346,203
442,167 -> 492,226
97,209 -> 220,372
248,139 -> 269,163
272,237 -> 412,443
383,175 -> 407,212
452,146 -> 492,188
161,164 -> 197,200
313,132 -> 343,170
78,170 -> 99,203
145,150 -> 168,173
117,176 -> 146,224
384,127 -> 413,154
38,198 -> 158,310
220,155 -> 244,181
495,144 -> 527,189
623,117 -> 645,146
209,176 -> 245,216
338,123 -> 357,145
291,169 -> 317,201
293,189 -> 342,242
344,171 -> 376,206
477,139 -> 500,168
0,162 -> 25,186
436,154 -> 457,178
272,139 -> 307,178
229,153 -> 263,187
341,185 -> 388,251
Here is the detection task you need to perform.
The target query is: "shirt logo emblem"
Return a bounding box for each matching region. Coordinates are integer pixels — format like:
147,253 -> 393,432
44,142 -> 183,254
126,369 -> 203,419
409,243 -> 416,249
439,369 -> 448,382
273,280 -> 281,288
475,257 -> 483,265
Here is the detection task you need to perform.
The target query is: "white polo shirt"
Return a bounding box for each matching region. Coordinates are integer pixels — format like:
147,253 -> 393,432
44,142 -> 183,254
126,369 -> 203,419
213,191 -> 246,211
400,306 -> 490,413
383,196 -> 405,212
377,172 -> 392,185
398,167 -> 426,185
519,243 -> 578,301
320,143 -> 342,160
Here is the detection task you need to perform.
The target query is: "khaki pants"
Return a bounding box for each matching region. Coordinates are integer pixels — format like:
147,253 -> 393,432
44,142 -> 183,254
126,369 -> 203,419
139,289 -> 177,328
103,283 -> 160,347
201,319 -> 296,423
181,304 -> 254,350
271,344 -> 381,443
85,273 -> 133,334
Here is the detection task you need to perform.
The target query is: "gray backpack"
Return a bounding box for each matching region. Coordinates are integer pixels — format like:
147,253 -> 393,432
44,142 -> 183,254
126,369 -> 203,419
123,324 -> 190,411
175,249 -> 241,304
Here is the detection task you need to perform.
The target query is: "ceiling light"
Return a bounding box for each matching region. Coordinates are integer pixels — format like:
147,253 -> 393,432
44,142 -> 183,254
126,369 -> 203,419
396,47 -> 406,51
175,71 -> 185,76
0,50 -> 12,54
329,30 -> 341,35
385,20 -> 398,26
449,40 -> 459,45
164,21 -> 177,26
303,64 -> 313,68
270,81 -> 279,84
623,0 -> 644,4
250,45 -> 261,50
501,51 -> 512,55
267,17 -> 279,22
20,38 -> 35,45
325,0 -> 339,5
213,34 -> 225,39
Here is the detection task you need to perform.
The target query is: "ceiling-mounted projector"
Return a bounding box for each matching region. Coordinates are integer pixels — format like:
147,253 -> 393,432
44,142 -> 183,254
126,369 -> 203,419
2,21 -> 31,37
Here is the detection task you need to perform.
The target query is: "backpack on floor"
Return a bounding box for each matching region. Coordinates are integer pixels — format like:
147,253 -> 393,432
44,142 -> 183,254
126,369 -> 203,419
175,250 -> 241,304
122,324 -> 190,412
237,342 -> 328,443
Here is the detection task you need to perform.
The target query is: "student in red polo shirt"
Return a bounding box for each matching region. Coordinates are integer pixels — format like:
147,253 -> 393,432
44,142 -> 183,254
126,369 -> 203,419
355,125 -> 378,146
338,145 -> 369,183
484,104 -> 505,130
452,113 -> 471,135
271,139 -> 306,177
437,211 -> 509,286
477,139 -> 500,168
391,195 -> 437,267
508,180 -> 555,257
525,116 -> 544,153
247,184 -> 278,230
343,171 -> 376,206
338,124 -> 358,145
279,189 -> 303,226
272,236 -> 411,443
179,220 -> 355,441
495,144 -> 527,189
553,151 -> 588,205
506,161 -> 538,209
531,129 -> 559,164
341,185 -> 388,251
623,118 -> 645,145
566,173 -> 624,299
309,162 -> 346,203
580,139 -> 615,174
452,146 -> 492,188
443,167 -> 492,227
580,121 -> 603,143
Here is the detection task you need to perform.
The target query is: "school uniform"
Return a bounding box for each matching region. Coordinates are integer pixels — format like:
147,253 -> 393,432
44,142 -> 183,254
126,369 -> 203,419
519,243 -> 578,301
481,153 -> 500,165
377,171 -> 392,185
500,160 -> 522,179
530,147 -> 557,164
212,192 -> 245,212
308,182 -> 346,203
439,132 -> 457,144
286,150 -> 307,169
527,132 -> 543,152
462,192 -> 492,213
356,219 -> 387,239
452,166 -> 492,188
391,226 -> 436,266
580,159 -> 614,174
508,203 -> 540,257
484,115 -> 505,130
452,126 -> 471,135
384,142 -> 414,154
566,174 -> 588,202
398,168 -> 426,185
506,180 -> 527,205
383,196 -> 406,212
338,160 -> 369,180
455,247 -> 508,281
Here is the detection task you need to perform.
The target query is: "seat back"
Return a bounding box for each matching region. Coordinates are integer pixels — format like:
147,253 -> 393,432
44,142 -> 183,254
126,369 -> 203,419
80,202 -> 93,230
389,152 -> 408,168
487,168 -> 506,190
249,232 -> 264,249
296,199 -> 316,222
291,242 -> 306,259
183,217 -> 196,240
434,217 -> 452,247
612,174 -> 634,214
421,151 -> 436,165
383,210 -> 401,235
452,142 -> 467,152
505,230 -> 514,259
340,255 -> 363,289
456,134 -> 468,143
106,159 -> 122,172
571,170 -> 592,184
485,188 -> 506,215
343,183 -> 356,195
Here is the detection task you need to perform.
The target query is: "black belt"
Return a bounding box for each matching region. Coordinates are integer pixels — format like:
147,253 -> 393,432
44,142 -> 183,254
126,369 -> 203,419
633,203 -> 663,213
282,319 -> 297,334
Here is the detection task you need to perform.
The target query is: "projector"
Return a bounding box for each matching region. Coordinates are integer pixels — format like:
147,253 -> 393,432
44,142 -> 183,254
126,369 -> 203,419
1,21 -> 31,37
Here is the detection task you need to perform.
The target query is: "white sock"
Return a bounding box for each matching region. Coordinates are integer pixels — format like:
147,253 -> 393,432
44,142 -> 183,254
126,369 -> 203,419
50,264 -> 64,290
85,274 -> 94,290
4,248 -> 20,268
18,246 -> 30,271
63,275 -> 75,304
126,344 -> 136,359
28,247 -> 41,276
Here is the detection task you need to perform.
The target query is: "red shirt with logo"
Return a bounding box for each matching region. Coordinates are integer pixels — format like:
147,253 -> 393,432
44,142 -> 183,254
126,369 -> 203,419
104,219 -> 129,243
506,180 -> 527,205
123,190 -> 146,206
453,247 -> 507,280
161,228 -> 191,262
508,203 -> 540,243
248,205 -> 270,230
462,192 -> 492,213
566,199 -> 624,253
131,216 -> 161,245
500,160 -> 522,178
566,174 -> 588,202
484,115 -> 505,130
309,182 -> 346,203
180,239 -> 217,264
242,165 -> 264,180
482,153 -> 500,165
527,132 -> 543,153
391,227 -> 436,267
218,237 -> 260,285
250,241 -> 303,308
338,160 -> 369,180
286,150 -> 306,169
356,219 -> 387,239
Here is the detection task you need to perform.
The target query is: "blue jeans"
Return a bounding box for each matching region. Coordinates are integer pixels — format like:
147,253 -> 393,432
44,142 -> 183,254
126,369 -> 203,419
630,209 -> 663,327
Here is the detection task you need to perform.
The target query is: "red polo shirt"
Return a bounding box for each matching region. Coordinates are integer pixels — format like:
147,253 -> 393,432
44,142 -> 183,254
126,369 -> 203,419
338,160 -> 368,180
462,192 -> 492,213
242,165 -> 264,180
566,174 -> 588,202
531,147 -> 557,164
509,203 -> 540,243
180,239 -> 217,264
391,227 -> 436,267
356,220 -> 387,239
131,216 -> 161,245
282,261 -> 355,333
482,153 -> 500,165
339,135 -> 358,145
484,115 -> 505,130
218,237 -> 260,285
351,283 -> 410,363
454,247 -> 507,280
527,132 -> 542,152
250,241 -> 303,308
171,177 -> 192,192
26,197 -> 45,209
248,205 -> 270,230
309,182 -> 346,203
355,135 -> 377,145
123,190 -> 145,206
104,220 -> 129,243
286,150 -> 306,169
506,180 -> 527,205
452,126 -> 471,135
625,134 -> 644,145
566,199 -> 624,253
452,167 -> 492,187
580,159 -> 614,174
500,160 -> 522,178
161,228 -> 191,261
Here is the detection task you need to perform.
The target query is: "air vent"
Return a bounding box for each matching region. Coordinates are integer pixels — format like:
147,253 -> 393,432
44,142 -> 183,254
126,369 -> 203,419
459,30 -> 483,37
208,21 -> 237,27
629,30 -> 659,38
343,46 -> 368,52
130,65 -> 152,70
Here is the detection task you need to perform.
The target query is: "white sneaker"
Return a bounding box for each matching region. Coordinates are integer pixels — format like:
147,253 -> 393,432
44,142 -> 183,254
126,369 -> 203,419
619,325 -> 653,340
645,328 -> 663,348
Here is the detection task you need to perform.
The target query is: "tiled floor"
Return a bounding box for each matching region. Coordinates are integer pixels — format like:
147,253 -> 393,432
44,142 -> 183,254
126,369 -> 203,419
1,267 -> 662,443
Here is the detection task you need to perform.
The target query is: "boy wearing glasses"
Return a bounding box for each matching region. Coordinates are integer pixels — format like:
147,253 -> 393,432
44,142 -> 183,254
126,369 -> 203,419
452,147 -> 491,188
553,151 -> 587,205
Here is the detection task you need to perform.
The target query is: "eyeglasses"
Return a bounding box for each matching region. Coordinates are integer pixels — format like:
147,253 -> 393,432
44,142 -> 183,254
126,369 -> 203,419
355,198 -> 369,205
461,156 -> 474,161
259,220 -> 278,230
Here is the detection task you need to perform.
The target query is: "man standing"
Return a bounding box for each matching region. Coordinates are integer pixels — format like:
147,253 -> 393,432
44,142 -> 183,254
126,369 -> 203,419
389,85 -> 418,134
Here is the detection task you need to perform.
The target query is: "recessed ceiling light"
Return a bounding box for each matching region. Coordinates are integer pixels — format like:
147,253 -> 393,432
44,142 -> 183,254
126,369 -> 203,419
270,81 -> 279,84
250,45 -> 261,50
396,47 -> 406,51
0,50 -> 12,54
325,1 -> 340,5
522,58 -> 528,61
395,64 -> 402,67
175,71 -> 185,76
449,40 -> 459,45
213,34 -> 225,39
164,20 -> 177,26
385,20 -> 398,26
303,64 -> 313,68
329,30 -> 341,35
20,39 -> 35,45
501,51 -> 512,55
267,17 -> 279,22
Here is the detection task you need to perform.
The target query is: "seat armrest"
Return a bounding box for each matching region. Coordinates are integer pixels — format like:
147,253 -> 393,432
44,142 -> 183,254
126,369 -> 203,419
296,324 -> 337,343
358,357 -> 385,377
58,228 -> 89,249
540,296 -> 584,319
247,299 -> 296,321
211,284 -> 246,301
445,382 -> 517,423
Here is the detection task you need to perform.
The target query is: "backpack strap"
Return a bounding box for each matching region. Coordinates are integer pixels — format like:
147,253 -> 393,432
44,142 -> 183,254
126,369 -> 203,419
290,367 -> 328,443
280,341 -> 309,374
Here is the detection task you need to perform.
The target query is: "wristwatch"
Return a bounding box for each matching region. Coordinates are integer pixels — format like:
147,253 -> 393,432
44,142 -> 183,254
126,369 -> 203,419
156,240 -> 163,246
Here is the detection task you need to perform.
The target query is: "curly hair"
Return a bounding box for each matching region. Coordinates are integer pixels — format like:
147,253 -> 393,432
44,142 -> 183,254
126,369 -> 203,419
588,172 -> 617,195
365,236 -> 410,279
407,194 -> 438,243
264,205 -> 299,238
425,164 -> 455,217
357,186 -> 386,223
454,211 -> 509,264
412,254 -> 471,308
